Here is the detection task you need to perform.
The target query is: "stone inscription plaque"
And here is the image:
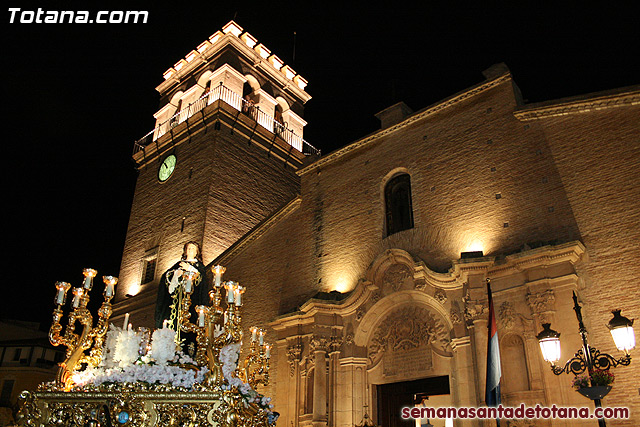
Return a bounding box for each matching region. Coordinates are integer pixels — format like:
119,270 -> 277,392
383,345 -> 432,379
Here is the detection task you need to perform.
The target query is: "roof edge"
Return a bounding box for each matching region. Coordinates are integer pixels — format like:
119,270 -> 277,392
514,85 -> 640,121
298,72 -> 512,175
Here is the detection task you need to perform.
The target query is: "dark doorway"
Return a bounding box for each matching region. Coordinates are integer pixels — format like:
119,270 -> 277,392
376,376 -> 449,427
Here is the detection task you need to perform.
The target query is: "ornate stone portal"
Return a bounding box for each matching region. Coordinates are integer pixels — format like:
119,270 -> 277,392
269,244 -> 586,427
367,305 -> 448,381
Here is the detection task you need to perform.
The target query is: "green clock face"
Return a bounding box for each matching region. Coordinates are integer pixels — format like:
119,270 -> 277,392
158,154 -> 177,182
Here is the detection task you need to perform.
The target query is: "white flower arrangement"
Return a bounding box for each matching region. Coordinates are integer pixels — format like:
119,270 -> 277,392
150,326 -> 177,365
70,326 -> 274,418
72,357 -> 207,389
113,328 -> 141,368
101,324 -> 121,368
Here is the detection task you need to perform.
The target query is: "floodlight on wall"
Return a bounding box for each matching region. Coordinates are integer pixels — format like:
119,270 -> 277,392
460,251 -> 484,259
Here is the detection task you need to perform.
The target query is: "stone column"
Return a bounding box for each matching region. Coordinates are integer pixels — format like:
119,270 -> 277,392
310,337 -> 328,427
327,337 -> 340,427
287,341 -> 302,427
470,318 -> 488,407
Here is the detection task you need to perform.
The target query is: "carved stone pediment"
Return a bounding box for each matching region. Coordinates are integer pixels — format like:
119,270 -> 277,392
367,305 -> 449,369
383,264 -> 411,291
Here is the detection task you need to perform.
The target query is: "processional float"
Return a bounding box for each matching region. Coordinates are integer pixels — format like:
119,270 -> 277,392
17,265 -> 275,427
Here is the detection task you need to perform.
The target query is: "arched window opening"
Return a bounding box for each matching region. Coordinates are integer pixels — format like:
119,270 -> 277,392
385,173 -> 414,236
242,81 -> 256,119
170,99 -> 182,127
274,104 -> 284,136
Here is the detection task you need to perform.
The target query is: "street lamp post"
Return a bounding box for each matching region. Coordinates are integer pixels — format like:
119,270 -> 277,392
536,291 -> 635,427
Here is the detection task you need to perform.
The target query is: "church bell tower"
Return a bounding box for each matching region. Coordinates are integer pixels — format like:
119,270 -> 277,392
115,21 -> 318,324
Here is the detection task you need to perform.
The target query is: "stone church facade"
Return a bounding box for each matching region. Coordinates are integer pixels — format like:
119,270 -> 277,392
113,22 -> 639,427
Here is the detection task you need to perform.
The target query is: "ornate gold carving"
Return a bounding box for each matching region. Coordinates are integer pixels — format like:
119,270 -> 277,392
49,274 -> 116,390
17,389 -> 271,427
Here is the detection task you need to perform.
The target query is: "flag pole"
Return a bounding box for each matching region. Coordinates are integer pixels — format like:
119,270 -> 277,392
485,278 -> 501,427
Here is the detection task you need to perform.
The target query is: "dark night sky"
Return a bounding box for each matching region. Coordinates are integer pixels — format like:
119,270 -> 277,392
3,2 -> 638,328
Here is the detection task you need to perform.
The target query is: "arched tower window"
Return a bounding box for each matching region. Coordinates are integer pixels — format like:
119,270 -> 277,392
385,173 -> 414,236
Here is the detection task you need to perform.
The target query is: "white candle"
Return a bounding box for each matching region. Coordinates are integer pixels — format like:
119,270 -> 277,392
234,289 -> 242,306
128,323 -> 132,331
212,265 -> 225,287
185,278 -> 192,293
103,276 -> 117,297
259,330 -> 264,345
72,288 -> 84,308
226,282 -> 236,304
265,344 -> 271,358
83,269 -> 97,290
251,327 -> 257,342
56,289 -> 65,305
163,319 -> 168,329
55,282 -> 70,305
123,313 -> 130,330
198,309 -> 205,327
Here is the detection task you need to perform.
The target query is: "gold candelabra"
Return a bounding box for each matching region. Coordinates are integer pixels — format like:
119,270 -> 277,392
240,327 -> 271,387
177,265 -> 271,388
49,269 -> 117,390
19,264 -> 276,427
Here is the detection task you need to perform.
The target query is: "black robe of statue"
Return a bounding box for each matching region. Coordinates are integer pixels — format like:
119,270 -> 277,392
154,260 -> 209,356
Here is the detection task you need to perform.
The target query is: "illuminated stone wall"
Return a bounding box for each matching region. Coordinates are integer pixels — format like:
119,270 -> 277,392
116,118 -> 301,326
532,102 -> 640,426
213,74 -> 639,426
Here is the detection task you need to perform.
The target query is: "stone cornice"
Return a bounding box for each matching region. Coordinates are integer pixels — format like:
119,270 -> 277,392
513,86 -> 640,121
297,73 -> 512,175
157,31 -> 311,104
210,196 -> 301,266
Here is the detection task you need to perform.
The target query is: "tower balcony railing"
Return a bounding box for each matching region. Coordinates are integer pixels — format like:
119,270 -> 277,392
133,83 -> 320,156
